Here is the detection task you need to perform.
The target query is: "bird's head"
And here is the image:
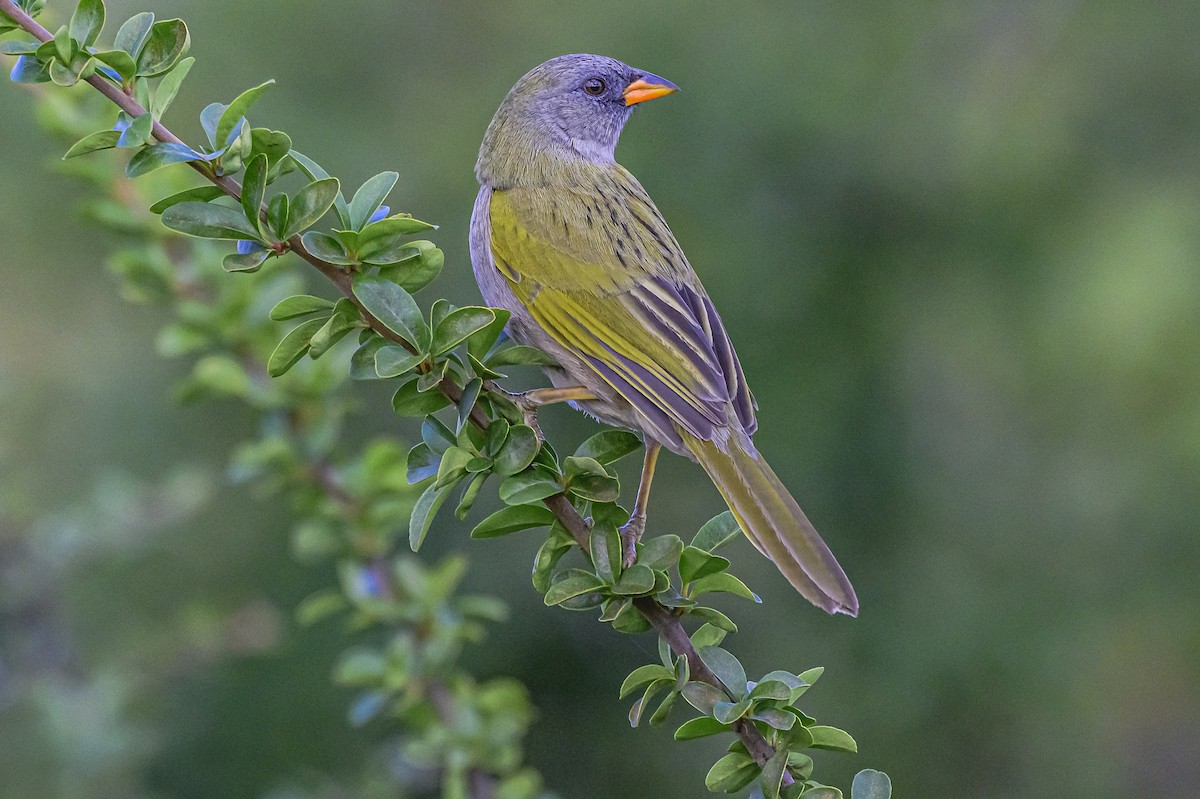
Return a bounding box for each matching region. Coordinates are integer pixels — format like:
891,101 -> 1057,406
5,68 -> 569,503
476,54 -> 678,187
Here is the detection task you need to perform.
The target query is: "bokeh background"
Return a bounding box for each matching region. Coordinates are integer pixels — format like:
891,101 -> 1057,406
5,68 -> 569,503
3,1 -> 1199,797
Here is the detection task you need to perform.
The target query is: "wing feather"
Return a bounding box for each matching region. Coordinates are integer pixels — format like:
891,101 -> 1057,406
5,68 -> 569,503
489,166 -> 756,441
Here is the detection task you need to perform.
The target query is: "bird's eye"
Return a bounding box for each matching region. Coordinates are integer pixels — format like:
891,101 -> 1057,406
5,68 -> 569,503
583,78 -> 606,96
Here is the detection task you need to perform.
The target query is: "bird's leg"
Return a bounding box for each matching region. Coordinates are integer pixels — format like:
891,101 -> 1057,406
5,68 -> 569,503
502,385 -> 597,433
620,440 -> 662,568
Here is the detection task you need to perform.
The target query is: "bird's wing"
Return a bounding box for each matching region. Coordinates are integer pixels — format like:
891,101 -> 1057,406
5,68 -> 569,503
488,166 -> 756,446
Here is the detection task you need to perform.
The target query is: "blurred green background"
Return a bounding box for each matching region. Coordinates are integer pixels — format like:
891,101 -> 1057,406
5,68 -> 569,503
3,1 -> 1199,797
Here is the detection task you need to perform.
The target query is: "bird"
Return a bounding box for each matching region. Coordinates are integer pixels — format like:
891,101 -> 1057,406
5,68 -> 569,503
469,54 -> 858,616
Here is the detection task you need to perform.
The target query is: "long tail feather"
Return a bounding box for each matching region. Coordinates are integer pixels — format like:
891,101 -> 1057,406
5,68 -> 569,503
684,434 -> 858,616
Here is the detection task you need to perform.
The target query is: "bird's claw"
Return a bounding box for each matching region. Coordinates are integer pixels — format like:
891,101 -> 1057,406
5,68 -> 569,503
619,514 -> 646,568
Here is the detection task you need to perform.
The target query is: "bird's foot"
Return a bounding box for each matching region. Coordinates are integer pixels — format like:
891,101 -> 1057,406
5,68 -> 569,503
619,513 -> 646,568
492,388 -> 547,438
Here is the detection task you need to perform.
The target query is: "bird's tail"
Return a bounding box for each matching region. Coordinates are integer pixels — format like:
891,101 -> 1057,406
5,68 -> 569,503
684,433 -> 858,616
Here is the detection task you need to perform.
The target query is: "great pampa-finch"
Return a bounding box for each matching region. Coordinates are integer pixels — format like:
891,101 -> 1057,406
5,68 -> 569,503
470,54 -> 857,616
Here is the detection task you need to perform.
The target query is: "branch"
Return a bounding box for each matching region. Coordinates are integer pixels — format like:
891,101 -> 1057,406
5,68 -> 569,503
0,0 -> 786,778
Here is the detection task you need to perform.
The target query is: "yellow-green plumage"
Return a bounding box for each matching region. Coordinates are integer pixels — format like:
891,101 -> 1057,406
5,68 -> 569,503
471,54 -> 858,615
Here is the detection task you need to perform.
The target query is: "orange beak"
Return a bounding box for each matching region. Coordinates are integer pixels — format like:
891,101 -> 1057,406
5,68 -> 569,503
622,74 -> 680,106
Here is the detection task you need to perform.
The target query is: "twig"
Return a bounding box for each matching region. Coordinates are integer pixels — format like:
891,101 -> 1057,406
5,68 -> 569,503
0,0 -> 787,778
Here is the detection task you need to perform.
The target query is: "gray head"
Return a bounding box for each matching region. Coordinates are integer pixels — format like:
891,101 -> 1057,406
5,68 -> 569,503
476,53 -> 678,188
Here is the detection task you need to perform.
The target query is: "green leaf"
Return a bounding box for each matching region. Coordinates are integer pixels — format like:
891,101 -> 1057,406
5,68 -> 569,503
588,521 -> 622,584
357,216 -> 436,262
619,664 -> 675,699
283,177 -> 339,239
532,530 -> 574,593
301,231 -> 358,265
374,345 -> 423,378
199,102 -> 224,148
797,666 -> 824,689
488,344 -> 558,367
648,688 -> 678,726
149,185 -> 224,214
457,377 -> 482,432
698,647 -> 747,698
150,56 -> 193,118
748,680 -> 793,702
465,309 -> 511,361
295,589 -> 346,626
713,698 -> 751,724
352,275 -> 428,350
406,442 -> 439,484
482,418 -> 510,457
493,424 -> 539,476
0,41 -> 41,56
690,623 -> 728,650
92,50 -> 136,82
136,18 -> 189,78
544,572 -> 606,607
470,504 -> 556,539
760,749 -> 789,799
267,317 -> 327,377
787,753 -> 815,784
795,788 -> 841,799
270,294 -> 334,321
455,471 -> 488,519
241,154 -> 268,236
161,201 -> 259,240
409,482 -> 452,551
63,129 -> 121,159
807,725 -> 858,753
126,142 -> 207,178
250,128 -> 292,163
498,471 -> 561,505
690,606 -> 738,633
611,563 -> 655,595
377,240 -> 444,288
349,336 -> 387,380
628,678 -> 672,727
757,670 -> 809,704
679,545 -> 730,584
681,681 -> 727,714
750,707 -> 796,730
114,12 -> 154,60
287,150 -> 350,227
49,58 -> 81,88
638,534 -> 683,570
704,752 -> 759,794
69,0 -> 105,46
691,572 -> 760,603
573,430 -> 642,465
216,80 -> 273,148
563,456 -> 620,502
348,171 -> 398,230
116,113 -> 153,148
391,378 -> 451,416
610,600 -> 651,633
851,770 -> 892,799
333,648 -> 386,686
307,301 -> 359,358
435,445 -> 472,489
431,307 -> 497,356
673,716 -> 731,741
222,249 -> 269,273
692,511 -> 742,552
422,416 -> 457,454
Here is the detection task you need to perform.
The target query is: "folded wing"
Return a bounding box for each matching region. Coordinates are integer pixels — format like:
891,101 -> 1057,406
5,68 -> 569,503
488,166 -> 755,449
